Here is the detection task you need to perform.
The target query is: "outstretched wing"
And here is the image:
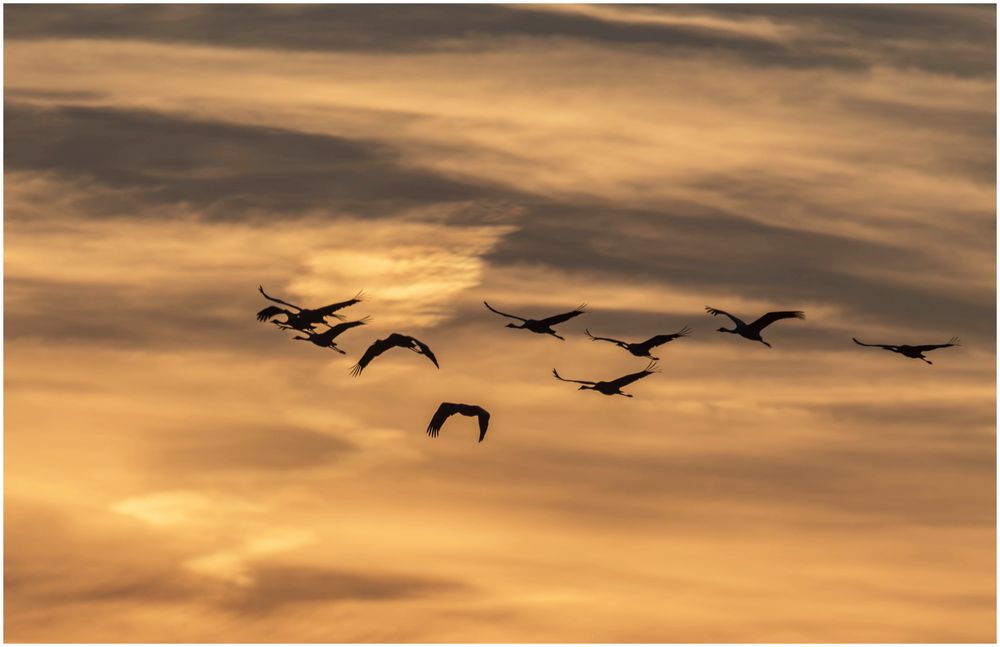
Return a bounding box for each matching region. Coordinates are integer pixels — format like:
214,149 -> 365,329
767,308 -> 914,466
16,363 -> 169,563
475,408 -> 490,442
325,317 -> 369,340
552,368 -> 595,386
411,337 -> 440,369
259,286 -> 301,312
426,402 -> 458,438
608,362 -> 659,389
314,290 -> 365,318
912,337 -> 961,352
641,326 -> 692,348
705,307 -> 745,327
586,329 -> 626,345
539,304 -> 587,327
483,301 -> 526,322
852,337 -> 896,350
256,305 -> 288,322
350,337 -> 392,376
748,310 -> 805,332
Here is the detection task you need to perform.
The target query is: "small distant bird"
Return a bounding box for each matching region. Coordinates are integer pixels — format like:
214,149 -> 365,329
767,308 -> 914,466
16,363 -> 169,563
586,326 -> 691,360
292,317 -> 370,354
552,361 -> 659,397
705,306 -> 804,347
426,403 -> 491,443
257,286 -> 364,332
351,333 -> 439,376
483,301 -> 586,340
852,336 -> 960,365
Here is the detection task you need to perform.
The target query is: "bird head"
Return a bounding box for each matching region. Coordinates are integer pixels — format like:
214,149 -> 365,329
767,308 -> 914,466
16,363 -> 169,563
292,335 -> 308,341
717,327 -> 730,333
505,323 -> 519,329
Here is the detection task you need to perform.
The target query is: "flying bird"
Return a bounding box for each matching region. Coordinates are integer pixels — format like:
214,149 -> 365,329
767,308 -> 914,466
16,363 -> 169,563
483,301 -> 586,340
292,317 -> 370,354
552,361 -> 659,397
705,306 -> 804,347
351,333 -> 439,376
257,286 -> 364,332
426,403 -> 491,443
586,326 -> 691,360
852,336 -> 960,365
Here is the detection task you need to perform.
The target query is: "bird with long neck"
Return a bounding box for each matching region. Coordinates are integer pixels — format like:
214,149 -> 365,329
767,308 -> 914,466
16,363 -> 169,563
483,301 -> 586,340
705,306 -> 804,347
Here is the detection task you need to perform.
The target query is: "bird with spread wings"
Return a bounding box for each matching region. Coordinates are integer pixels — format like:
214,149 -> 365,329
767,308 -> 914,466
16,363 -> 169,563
256,285 -> 364,332
552,361 -> 659,397
705,306 -> 804,347
291,317 -> 370,354
426,403 -> 491,442
351,333 -> 439,376
586,326 -> 691,360
483,301 -> 586,340
853,336 -> 960,364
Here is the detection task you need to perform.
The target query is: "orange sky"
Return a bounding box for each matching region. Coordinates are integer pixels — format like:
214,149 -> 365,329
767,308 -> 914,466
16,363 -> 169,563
4,4 -> 996,642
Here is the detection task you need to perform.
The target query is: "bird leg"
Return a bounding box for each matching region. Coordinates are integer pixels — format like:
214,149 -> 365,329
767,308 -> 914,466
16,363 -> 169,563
548,331 -> 565,341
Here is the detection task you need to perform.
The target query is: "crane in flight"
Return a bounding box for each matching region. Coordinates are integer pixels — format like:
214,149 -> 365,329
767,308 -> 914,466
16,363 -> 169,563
483,301 -> 586,340
585,326 -> 691,360
426,403 -> 491,443
552,361 -> 659,397
291,318 -> 370,354
351,333 -> 439,376
705,306 -> 804,347
852,336 -> 960,364
257,285 -> 364,332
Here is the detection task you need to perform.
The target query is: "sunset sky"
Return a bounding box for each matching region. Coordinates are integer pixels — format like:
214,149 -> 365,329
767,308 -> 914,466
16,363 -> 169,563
4,4 -> 996,642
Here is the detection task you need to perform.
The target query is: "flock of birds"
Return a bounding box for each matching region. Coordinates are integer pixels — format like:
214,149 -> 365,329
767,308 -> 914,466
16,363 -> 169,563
257,286 -> 962,443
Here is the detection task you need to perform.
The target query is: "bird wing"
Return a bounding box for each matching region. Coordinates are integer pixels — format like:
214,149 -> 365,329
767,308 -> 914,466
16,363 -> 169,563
350,337 -> 392,376
483,301 -> 526,322
586,329 -> 626,345
475,408 -> 490,442
608,361 -> 659,389
705,307 -> 745,327
912,337 -> 961,352
426,402 -> 458,438
641,326 -> 692,347
852,337 -> 897,350
748,310 -> 805,332
539,304 -> 587,327
259,286 -> 301,311
314,290 -> 365,318
256,305 -> 287,322
552,368 -> 596,386
410,337 -> 440,368
326,317 -> 369,340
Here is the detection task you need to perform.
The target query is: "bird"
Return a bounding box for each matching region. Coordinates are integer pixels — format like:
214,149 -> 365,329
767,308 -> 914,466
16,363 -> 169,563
291,317 -> 370,354
705,306 -> 804,347
351,333 -> 439,376
483,301 -> 586,340
552,361 -> 659,397
585,326 -> 691,360
852,336 -> 960,364
426,403 -> 491,443
257,286 -> 364,332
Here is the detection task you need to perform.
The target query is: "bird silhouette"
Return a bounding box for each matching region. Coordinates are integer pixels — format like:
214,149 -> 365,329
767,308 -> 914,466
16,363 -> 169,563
586,326 -> 691,360
852,336 -> 960,364
426,403 -> 491,442
291,317 -> 370,354
552,361 -> 659,397
351,333 -> 439,376
483,301 -> 586,340
705,306 -> 804,347
257,286 -> 364,332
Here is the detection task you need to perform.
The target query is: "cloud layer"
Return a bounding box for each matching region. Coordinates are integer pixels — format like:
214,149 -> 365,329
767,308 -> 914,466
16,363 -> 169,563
4,4 -> 995,642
